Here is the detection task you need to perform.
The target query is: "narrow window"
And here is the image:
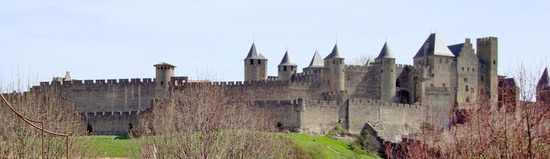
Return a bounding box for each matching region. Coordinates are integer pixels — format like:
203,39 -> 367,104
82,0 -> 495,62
284,66 -> 287,71
443,83 -> 446,87
258,60 -> 261,64
160,81 -> 164,85
493,60 -> 496,65
250,60 -> 254,64
462,67 -> 464,71
465,85 -> 469,92
464,78 -> 468,82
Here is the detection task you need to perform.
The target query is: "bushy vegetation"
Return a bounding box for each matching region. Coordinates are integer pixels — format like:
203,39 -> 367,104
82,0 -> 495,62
0,88 -> 96,158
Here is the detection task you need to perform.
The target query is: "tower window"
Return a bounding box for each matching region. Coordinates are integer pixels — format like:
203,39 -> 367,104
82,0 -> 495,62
462,67 -> 464,71
465,85 -> 469,92
250,60 -> 254,64
464,78 -> 468,82
284,66 -> 287,71
473,68 -> 475,72
493,60 -> 496,65
160,81 -> 164,85
258,60 -> 261,64
443,83 -> 446,87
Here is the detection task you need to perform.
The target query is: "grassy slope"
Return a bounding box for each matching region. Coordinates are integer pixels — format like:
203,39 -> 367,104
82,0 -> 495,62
82,133 -> 379,158
289,133 -> 378,159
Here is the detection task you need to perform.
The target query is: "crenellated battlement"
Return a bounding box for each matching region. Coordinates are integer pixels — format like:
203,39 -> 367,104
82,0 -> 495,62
349,98 -> 422,110
176,80 -> 316,89
396,64 -> 412,69
477,37 -> 498,45
255,98 -> 304,109
305,99 -> 340,108
38,78 -> 155,87
346,65 -> 371,72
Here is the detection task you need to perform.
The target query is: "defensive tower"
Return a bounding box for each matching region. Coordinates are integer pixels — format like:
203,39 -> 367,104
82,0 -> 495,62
537,68 -> 550,103
244,43 -> 268,81
324,44 -> 345,91
154,62 -> 175,86
278,51 -> 297,81
477,37 -> 498,109
376,42 -> 396,102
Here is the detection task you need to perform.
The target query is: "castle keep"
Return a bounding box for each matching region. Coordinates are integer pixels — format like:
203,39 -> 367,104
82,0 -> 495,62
33,33 -> 511,142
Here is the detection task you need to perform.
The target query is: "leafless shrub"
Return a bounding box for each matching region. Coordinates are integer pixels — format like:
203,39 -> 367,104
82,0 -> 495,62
138,83 -> 298,158
0,85 -> 96,158
385,64 -> 550,159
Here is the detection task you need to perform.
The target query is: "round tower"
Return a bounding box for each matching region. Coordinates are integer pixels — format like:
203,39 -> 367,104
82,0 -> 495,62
278,51 -> 297,81
324,44 -> 345,91
154,62 -> 175,86
376,42 -> 397,102
244,43 -> 268,81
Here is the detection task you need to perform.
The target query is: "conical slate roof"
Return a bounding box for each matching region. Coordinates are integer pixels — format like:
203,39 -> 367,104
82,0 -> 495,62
307,50 -> 324,68
538,68 -> 550,87
244,43 -> 267,60
279,51 -> 297,66
325,44 -> 344,59
414,33 -> 455,58
376,42 -> 395,59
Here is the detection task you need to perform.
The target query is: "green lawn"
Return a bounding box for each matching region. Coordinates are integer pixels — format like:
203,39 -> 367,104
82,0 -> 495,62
82,133 -> 379,158
288,133 -> 379,159
79,135 -> 141,157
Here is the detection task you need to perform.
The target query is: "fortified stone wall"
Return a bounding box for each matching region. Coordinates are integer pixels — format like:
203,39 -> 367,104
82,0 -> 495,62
82,111 -> 140,135
34,78 -> 159,113
345,65 -> 380,99
255,99 -> 303,129
348,99 -> 424,142
175,80 -> 324,101
300,100 -> 342,134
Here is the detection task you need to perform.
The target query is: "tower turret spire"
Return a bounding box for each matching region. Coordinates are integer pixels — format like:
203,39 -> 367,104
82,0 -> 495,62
278,51 -> 297,81
376,42 -> 396,59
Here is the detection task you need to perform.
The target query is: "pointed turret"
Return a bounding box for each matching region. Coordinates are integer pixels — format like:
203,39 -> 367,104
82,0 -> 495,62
244,43 -> 267,60
538,68 -> 550,87
323,44 -> 345,91
376,42 -> 397,102
414,33 -> 455,58
325,44 -> 344,59
307,51 -> 324,68
278,51 -> 297,66
376,42 -> 395,59
537,67 -> 550,103
244,43 -> 268,81
278,51 -> 297,81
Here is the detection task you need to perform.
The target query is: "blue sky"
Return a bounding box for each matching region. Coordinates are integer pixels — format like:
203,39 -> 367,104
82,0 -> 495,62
1,0 -> 548,91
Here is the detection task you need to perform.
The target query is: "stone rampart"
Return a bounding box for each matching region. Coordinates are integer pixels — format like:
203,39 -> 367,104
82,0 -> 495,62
348,99 -> 424,142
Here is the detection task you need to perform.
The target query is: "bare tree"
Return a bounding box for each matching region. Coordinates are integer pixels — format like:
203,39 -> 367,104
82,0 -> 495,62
0,85 -> 96,158
384,64 -> 550,159
138,83 -> 298,158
